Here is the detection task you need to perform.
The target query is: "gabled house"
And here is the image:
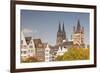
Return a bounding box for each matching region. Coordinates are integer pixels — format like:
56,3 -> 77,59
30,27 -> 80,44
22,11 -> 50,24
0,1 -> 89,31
28,38 -> 36,57
45,44 -> 52,62
34,39 -> 45,62
20,31 -> 29,62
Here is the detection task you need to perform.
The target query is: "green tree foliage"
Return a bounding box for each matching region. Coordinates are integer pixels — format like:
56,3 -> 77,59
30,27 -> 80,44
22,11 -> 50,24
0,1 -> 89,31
56,55 -> 63,61
56,48 -> 89,61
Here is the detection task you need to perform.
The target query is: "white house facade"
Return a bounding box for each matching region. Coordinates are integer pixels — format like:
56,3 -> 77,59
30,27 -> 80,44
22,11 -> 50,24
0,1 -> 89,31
28,38 -> 36,57
45,44 -> 51,62
56,46 -> 68,56
20,31 -> 29,62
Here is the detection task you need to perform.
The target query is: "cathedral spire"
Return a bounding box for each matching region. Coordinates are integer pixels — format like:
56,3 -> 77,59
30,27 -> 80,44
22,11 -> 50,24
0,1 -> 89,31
62,21 -> 65,32
62,21 -> 66,40
58,21 -> 61,32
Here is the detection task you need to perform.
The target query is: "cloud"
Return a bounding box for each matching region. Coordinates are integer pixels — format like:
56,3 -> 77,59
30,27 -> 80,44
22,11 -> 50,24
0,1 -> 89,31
22,28 -> 33,37
22,28 -> 39,37
23,28 -> 33,33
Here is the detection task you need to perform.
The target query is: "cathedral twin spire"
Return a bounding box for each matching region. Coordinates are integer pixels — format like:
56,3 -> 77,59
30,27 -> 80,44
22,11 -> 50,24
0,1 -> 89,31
57,20 -> 84,46
58,21 -> 65,33
58,20 -> 83,35
56,21 -> 66,46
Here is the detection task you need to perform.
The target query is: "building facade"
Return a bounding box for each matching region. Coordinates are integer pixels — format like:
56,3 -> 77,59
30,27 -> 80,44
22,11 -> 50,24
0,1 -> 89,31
28,38 -> 36,57
56,22 -> 67,46
72,20 -> 85,48
34,39 -> 45,62
56,46 -> 68,56
45,44 -> 52,62
20,31 -> 29,62
20,20 -> 86,62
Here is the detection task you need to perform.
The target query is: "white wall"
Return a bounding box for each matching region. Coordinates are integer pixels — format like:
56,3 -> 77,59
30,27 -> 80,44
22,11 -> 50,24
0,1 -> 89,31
0,0 -> 100,73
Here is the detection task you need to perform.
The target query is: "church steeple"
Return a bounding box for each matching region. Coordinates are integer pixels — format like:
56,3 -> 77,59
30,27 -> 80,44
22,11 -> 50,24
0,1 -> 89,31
58,21 -> 61,32
76,19 -> 81,32
62,22 -> 65,32
62,22 -> 66,40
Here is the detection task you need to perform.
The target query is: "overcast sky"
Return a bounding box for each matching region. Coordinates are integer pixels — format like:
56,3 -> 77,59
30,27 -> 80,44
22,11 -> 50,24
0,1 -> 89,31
21,10 -> 90,45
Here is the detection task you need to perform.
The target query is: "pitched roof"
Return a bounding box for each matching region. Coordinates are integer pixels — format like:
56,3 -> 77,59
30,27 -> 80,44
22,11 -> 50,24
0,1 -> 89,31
33,39 -> 44,49
62,41 -> 73,46
25,37 -> 32,45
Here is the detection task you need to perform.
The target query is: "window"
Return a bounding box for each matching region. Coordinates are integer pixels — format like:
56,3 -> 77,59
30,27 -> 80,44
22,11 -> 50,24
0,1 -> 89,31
21,51 -> 27,54
29,45 -> 33,48
45,54 -> 49,56
24,45 -> 27,48
29,50 -> 33,53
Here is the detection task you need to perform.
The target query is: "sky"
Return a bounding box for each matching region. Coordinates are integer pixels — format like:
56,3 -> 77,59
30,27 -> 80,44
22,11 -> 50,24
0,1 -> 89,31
21,10 -> 90,45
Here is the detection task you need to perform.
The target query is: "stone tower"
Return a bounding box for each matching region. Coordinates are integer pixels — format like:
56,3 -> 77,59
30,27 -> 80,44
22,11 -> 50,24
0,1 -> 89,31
72,20 -> 85,48
62,22 -> 66,40
56,22 -> 67,46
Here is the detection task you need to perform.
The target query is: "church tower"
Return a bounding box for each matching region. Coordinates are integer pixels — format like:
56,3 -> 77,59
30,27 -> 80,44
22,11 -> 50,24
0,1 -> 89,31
56,22 -> 63,46
72,20 -> 85,48
56,22 -> 67,46
62,22 -> 66,40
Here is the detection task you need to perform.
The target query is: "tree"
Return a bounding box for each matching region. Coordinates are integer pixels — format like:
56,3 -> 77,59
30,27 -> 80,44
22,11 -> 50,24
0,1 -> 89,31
56,48 -> 89,61
56,55 -> 63,61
